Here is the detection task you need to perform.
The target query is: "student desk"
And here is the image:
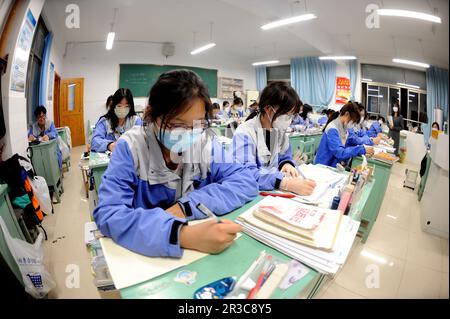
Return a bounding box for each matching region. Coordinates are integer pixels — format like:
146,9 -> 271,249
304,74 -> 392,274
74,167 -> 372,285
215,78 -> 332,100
88,152 -> 110,193
351,157 -> 393,242
56,127 -> 71,170
0,184 -> 26,285
118,180 -> 375,299
28,139 -> 64,203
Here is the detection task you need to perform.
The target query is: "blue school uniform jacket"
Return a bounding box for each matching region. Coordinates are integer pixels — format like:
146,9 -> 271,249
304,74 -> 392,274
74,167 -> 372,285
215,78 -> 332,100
91,115 -> 142,152
231,115 -> 296,191
93,125 -> 258,258
318,116 -> 328,126
314,118 -> 366,168
291,116 -> 314,129
367,121 -> 382,138
28,120 -> 62,169
346,124 -> 373,146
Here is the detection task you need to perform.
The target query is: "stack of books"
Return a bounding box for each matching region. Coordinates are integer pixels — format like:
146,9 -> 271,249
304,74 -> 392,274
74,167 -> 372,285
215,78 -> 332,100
236,196 -> 360,275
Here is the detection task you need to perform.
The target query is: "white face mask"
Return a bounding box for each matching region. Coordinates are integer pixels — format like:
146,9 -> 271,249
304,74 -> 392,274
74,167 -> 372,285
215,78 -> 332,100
273,114 -> 293,131
307,113 -> 313,119
393,107 -> 399,112
115,106 -> 130,119
378,120 -> 383,125
237,107 -> 243,112
224,107 -> 230,113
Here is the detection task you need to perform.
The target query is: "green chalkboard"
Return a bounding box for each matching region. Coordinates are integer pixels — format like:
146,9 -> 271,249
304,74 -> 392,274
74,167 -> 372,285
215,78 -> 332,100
119,64 -> 218,98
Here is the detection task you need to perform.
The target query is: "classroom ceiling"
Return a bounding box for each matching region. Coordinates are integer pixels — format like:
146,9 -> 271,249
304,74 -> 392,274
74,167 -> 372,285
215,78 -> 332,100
43,0 -> 449,69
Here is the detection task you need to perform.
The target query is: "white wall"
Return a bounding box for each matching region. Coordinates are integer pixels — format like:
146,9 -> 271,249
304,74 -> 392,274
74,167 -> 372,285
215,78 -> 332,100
62,41 -> 256,143
328,60 -> 361,111
1,0 -> 46,160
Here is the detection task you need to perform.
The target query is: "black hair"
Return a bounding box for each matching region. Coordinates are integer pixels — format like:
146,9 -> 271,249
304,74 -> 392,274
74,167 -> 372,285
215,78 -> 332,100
300,104 -> 313,120
106,95 -> 113,109
233,97 -> 243,106
326,109 -> 335,117
246,81 -> 302,123
432,122 -> 440,130
378,116 -> 386,123
323,102 -> 361,132
212,103 -> 220,110
144,69 -> 211,139
223,101 -> 230,107
368,115 -> 378,120
34,105 -> 47,118
321,109 -> 327,115
355,102 -> 367,120
103,88 -> 137,131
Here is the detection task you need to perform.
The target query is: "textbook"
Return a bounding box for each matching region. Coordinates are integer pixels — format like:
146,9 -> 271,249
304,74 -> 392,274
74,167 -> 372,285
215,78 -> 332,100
238,196 -> 343,251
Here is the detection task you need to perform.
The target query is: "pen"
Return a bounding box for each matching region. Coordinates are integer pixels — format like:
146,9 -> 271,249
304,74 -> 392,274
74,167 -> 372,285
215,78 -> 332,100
196,203 -> 221,223
247,255 -> 273,299
297,167 -> 307,179
227,250 -> 266,297
259,192 -> 296,198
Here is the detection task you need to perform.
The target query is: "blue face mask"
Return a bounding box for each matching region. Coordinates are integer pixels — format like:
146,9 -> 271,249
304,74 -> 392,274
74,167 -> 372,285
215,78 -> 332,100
157,126 -> 203,153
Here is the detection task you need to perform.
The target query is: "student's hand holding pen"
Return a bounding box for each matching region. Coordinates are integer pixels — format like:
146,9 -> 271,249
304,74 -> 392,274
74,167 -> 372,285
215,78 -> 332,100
179,220 -> 242,254
280,163 -> 299,178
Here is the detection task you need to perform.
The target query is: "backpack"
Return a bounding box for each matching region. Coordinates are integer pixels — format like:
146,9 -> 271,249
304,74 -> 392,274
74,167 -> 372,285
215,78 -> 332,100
0,154 -> 47,241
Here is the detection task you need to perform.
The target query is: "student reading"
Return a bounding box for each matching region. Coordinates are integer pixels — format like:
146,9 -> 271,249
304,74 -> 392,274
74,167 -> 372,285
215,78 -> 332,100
315,102 -> 374,168
91,88 -> 142,153
28,105 -> 62,169
93,70 -> 258,257
232,81 -> 316,195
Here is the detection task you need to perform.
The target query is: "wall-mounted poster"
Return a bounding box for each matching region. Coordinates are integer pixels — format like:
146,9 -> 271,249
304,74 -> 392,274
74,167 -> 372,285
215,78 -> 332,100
10,9 -> 36,92
47,62 -> 54,101
335,77 -> 351,104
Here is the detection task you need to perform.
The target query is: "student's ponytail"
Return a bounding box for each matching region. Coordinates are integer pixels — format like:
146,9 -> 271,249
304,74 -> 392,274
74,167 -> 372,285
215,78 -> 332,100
245,109 -> 259,121
322,111 -> 339,132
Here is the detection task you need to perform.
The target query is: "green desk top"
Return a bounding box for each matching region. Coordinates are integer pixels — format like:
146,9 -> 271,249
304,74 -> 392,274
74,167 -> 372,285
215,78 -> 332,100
0,184 -> 8,195
357,156 -> 394,168
88,152 -> 110,169
119,196 -> 320,299
289,132 -> 323,137
28,139 -> 57,149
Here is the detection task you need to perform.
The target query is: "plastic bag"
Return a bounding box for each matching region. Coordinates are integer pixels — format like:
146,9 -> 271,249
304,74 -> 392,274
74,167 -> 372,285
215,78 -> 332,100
0,216 -> 56,298
30,176 -> 52,214
57,136 -> 70,161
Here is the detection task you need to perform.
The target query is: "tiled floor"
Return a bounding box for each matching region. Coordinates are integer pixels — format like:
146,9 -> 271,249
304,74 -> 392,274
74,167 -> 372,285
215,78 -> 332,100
42,146 -> 449,299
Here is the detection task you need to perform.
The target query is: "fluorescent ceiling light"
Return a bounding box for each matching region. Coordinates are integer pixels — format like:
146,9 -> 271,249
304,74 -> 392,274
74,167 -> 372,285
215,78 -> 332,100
368,94 -> 384,98
362,78 -> 372,82
386,214 -> 397,220
377,9 -> 441,24
319,56 -> 357,60
261,14 -> 317,30
190,42 -> 216,55
361,250 -> 388,265
392,58 -> 430,68
106,32 -> 115,50
397,82 -> 420,89
252,60 -> 280,66
368,88 -> 379,92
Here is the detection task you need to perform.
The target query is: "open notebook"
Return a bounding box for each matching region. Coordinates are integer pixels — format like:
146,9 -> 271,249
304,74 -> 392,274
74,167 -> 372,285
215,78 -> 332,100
100,218 -> 239,290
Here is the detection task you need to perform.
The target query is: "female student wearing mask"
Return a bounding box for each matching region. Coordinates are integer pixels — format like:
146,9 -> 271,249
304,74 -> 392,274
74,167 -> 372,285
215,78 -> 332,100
93,70 -> 258,257
229,97 -> 245,118
91,88 -> 142,153
291,103 -> 314,129
346,104 -> 381,146
232,81 -> 316,195
315,102 -> 374,168
389,101 -> 403,156
28,105 -> 62,169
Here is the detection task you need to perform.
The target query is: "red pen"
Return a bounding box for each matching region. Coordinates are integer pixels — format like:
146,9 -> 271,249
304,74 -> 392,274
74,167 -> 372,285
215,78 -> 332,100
259,192 -> 295,198
247,256 -> 273,299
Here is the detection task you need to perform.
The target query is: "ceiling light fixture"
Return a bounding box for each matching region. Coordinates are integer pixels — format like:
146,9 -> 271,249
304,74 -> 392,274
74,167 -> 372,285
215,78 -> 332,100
392,58 -> 430,68
377,9 -> 441,23
106,8 -> 118,50
319,56 -> 357,60
362,78 -> 372,82
261,13 -> 317,30
396,82 -> 420,89
252,60 -> 280,66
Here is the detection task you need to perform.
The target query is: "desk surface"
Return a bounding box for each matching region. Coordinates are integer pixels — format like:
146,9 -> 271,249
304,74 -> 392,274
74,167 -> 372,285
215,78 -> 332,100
119,196 -> 320,299
118,179 -> 373,299
89,152 -> 110,169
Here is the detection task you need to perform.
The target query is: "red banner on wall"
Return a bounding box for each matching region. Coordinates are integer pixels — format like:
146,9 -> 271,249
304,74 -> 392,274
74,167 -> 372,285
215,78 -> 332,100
335,77 -> 351,104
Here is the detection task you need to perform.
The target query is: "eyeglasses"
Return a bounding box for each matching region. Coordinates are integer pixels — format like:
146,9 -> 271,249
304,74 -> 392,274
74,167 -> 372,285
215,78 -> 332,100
164,119 -> 209,131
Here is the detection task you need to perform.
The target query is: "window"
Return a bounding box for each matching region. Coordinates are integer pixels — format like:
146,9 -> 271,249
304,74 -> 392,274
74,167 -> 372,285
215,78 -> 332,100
267,65 -> 290,85
367,85 -> 388,115
408,91 -> 419,122
25,18 -> 48,124
419,93 -> 427,123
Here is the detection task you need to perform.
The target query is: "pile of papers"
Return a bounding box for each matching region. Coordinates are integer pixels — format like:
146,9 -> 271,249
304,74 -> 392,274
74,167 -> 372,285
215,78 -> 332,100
295,164 -> 347,206
236,196 -> 360,275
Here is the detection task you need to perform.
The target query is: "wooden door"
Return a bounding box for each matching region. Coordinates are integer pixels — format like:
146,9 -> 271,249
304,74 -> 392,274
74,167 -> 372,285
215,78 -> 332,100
53,73 -> 61,127
60,78 -> 85,146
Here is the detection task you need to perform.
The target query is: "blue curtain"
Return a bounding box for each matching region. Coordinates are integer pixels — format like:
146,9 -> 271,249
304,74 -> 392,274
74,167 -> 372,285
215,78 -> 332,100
255,66 -> 267,92
348,59 -> 358,101
424,66 -> 449,142
290,57 -> 336,108
39,32 -> 53,106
